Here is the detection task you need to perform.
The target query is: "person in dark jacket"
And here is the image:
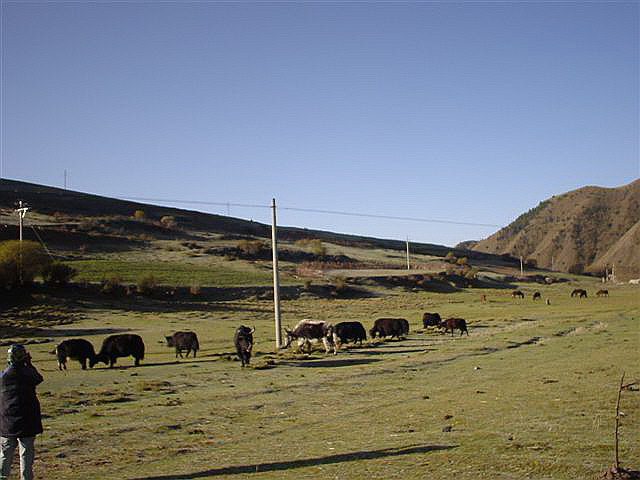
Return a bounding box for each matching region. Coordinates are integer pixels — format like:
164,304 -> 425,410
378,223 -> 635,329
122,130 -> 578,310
0,345 -> 43,480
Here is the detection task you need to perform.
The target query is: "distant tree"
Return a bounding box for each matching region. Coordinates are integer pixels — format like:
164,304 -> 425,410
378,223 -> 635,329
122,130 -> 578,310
190,282 -> 201,296
101,275 -> 123,294
0,240 -> 51,288
331,275 -> 348,293
237,240 -> 264,256
137,274 -> 157,295
568,263 -> 585,275
160,216 -> 177,228
43,262 -> 77,286
295,239 -> 326,256
133,210 -> 146,221
465,267 -> 479,280
445,252 -> 457,264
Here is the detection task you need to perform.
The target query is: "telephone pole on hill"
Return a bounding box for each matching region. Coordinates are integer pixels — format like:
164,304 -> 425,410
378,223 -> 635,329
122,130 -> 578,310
271,198 -> 282,349
14,201 -> 29,285
15,201 -> 29,242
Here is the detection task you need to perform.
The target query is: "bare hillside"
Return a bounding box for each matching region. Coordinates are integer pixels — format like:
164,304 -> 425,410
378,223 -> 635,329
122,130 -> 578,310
473,179 -> 640,279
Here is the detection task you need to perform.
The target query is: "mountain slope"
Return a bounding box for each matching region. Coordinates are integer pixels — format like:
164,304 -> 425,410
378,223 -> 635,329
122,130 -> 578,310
472,179 -> 640,279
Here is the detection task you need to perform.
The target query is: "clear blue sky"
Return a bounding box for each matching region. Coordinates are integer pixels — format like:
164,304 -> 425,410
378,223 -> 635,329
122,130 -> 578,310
1,1 -> 638,247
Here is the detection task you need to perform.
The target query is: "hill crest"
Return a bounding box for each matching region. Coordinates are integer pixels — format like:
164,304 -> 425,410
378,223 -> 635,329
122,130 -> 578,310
472,179 -> 640,279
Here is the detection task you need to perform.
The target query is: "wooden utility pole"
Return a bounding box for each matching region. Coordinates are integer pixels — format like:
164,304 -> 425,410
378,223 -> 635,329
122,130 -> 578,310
16,201 -> 28,242
614,372 -> 625,471
271,198 -> 282,349
406,237 -> 410,270
15,201 -> 29,285
520,256 -> 524,276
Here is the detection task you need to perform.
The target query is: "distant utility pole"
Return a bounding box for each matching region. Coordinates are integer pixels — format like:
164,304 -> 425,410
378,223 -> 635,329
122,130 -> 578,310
15,201 -> 29,285
271,198 -> 282,349
64,169 -> 67,190
520,256 -> 524,277
406,237 -> 410,270
15,201 -> 29,242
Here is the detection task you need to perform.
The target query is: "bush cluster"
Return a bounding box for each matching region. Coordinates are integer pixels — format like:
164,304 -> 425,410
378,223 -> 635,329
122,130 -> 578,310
294,239 -> 327,257
43,262 -> 77,285
236,240 -> 265,256
0,241 -> 52,289
137,274 -> 157,295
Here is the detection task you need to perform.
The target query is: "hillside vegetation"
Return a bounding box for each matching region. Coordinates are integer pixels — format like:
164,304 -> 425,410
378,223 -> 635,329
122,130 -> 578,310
1,179 -> 524,289
473,180 -> 640,280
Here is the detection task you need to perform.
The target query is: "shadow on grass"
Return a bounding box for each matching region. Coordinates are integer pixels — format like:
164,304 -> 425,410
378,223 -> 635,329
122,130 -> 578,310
129,443 -> 457,479
31,327 -> 130,338
347,348 -> 428,356
90,357 -> 237,370
281,358 -> 383,368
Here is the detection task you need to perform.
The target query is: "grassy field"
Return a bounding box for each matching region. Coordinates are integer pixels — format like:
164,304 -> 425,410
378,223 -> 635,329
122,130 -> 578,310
5,278 -> 639,480
68,258 -> 293,287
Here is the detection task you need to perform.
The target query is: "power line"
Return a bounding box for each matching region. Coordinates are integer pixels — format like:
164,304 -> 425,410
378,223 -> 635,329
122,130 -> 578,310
118,196 -> 269,210
279,206 -> 500,228
114,195 -> 500,228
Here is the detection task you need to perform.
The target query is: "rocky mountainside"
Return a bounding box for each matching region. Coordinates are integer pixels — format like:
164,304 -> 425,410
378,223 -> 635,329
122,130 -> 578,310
472,180 -> 640,280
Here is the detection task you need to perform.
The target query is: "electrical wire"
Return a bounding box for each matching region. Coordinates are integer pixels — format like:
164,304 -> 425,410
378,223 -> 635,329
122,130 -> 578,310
115,196 -> 500,228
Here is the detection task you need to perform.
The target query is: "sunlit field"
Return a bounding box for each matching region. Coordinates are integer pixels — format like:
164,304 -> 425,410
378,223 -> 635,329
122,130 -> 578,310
5,278 -> 636,480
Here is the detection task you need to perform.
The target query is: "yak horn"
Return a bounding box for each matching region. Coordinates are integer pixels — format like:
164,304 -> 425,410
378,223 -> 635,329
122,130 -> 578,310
250,326 -> 256,334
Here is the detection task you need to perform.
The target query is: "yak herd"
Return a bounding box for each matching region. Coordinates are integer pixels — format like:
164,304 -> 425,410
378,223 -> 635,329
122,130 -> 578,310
54,286 -> 607,370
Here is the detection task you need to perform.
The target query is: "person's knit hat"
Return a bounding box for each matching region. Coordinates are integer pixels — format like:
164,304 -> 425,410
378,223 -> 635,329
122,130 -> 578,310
7,344 -> 27,365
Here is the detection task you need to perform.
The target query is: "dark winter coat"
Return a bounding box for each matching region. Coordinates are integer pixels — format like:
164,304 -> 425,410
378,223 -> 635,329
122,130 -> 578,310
0,363 -> 44,437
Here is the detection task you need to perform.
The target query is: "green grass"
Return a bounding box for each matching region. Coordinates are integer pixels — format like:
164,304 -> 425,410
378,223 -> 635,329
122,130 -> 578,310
69,259 -> 294,287
12,280 -> 640,479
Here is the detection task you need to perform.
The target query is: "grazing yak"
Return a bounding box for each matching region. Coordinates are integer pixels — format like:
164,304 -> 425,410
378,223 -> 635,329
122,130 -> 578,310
90,334 -> 145,368
165,331 -> 200,358
571,288 -> 588,298
234,326 -> 255,367
596,289 -> 609,297
370,318 -> 408,340
422,312 -> 442,328
532,291 -> 541,301
55,339 -> 96,370
283,319 -> 337,355
511,290 -> 525,299
334,321 -> 367,346
439,317 -> 469,336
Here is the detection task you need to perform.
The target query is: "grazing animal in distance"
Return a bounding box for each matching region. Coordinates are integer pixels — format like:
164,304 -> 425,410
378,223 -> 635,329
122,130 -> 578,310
370,318 -> 407,340
165,331 -> 200,359
480,294 -> 487,302
512,290 -> 525,299
334,321 -> 367,347
596,289 -> 609,297
234,326 -> 255,367
439,318 -> 469,336
532,291 -> 541,301
55,339 -> 96,370
90,334 -> 145,368
283,319 -> 337,355
571,288 -> 588,298
422,312 -> 442,328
